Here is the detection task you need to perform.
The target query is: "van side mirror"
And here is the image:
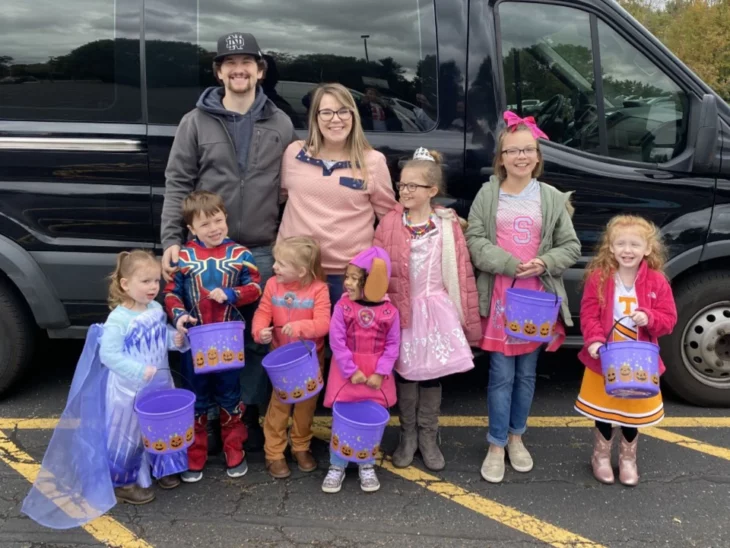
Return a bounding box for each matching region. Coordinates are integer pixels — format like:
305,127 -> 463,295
693,94 -> 719,173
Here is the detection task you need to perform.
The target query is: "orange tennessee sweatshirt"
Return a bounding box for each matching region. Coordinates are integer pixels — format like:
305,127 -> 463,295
252,278 -> 331,351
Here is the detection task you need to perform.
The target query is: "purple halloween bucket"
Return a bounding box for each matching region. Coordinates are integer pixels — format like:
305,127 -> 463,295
135,388 -> 195,455
599,340 -> 660,399
187,303 -> 246,375
504,277 -> 562,342
331,401 -> 390,463
262,340 -> 323,403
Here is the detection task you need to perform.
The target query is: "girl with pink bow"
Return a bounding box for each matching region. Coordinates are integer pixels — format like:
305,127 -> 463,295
465,111 -> 581,484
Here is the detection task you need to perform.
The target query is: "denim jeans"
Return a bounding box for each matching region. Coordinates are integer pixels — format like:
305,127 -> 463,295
487,349 -> 541,447
180,350 -> 241,416
330,450 -> 373,468
326,274 -> 345,311
239,245 -> 274,407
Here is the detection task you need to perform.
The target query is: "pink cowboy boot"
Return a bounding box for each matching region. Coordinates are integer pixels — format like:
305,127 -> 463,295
591,427 -> 615,484
618,433 -> 639,486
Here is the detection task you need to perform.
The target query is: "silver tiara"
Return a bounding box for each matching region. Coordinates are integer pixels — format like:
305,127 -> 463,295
413,147 -> 435,162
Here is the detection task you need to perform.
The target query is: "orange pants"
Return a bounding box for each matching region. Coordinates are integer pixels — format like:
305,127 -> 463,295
263,348 -> 324,461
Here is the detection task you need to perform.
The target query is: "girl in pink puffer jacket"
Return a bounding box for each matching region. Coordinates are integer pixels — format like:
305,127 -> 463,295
374,147 -> 480,472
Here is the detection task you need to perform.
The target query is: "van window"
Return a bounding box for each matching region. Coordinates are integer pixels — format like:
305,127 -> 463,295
144,0 -> 438,131
0,0 -> 142,123
498,2 -> 689,164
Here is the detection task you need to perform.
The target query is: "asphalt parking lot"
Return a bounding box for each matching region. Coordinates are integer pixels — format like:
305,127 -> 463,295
1,341 -> 729,548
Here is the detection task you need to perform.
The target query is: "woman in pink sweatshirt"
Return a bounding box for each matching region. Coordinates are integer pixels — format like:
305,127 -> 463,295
278,83 -> 397,307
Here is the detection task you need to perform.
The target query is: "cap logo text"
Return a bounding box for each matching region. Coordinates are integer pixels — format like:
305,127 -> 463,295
226,34 -> 245,50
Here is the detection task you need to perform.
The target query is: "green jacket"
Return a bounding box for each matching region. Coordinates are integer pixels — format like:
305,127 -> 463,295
465,176 -> 581,325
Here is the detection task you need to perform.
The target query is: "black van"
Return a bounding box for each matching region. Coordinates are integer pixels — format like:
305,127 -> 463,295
1,0 -> 729,405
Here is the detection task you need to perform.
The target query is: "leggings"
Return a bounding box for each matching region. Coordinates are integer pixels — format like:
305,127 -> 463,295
396,374 -> 441,388
595,420 -> 637,442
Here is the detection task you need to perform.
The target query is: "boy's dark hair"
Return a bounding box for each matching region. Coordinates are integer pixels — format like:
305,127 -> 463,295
183,190 -> 227,226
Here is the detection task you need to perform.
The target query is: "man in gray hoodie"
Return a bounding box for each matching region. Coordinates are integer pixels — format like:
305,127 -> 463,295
161,32 -> 297,459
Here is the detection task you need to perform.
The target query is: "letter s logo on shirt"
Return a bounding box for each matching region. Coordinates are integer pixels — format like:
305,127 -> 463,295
513,216 -> 533,245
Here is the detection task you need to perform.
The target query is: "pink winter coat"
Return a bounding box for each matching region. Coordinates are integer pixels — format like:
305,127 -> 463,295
578,261 -> 677,375
373,204 -> 481,345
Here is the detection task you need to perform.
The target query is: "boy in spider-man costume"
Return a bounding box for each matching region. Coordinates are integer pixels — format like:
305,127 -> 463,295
164,190 -> 261,483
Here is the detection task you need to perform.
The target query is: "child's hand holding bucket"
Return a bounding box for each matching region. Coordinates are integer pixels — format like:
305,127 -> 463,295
175,314 -> 197,334
516,258 -> 546,279
259,327 -> 273,344
208,288 -> 228,304
143,365 -> 157,382
631,311 -> 649,327
365,373 -> 383,390
173,331 -> 186,348
588,341 -> 602,359
281,323 -> 296,338
351,370 -> 367,385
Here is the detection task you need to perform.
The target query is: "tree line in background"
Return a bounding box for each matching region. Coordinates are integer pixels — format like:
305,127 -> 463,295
618,0 -> 730,99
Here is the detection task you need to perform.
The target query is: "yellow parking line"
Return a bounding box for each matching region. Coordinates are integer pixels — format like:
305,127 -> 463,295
643,427 -> 730,462
312,428 -> 604,548
0,429 -> 153,548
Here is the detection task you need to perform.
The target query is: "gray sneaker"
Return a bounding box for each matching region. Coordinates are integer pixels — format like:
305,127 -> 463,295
321,466 -> 346,494
506,439 -> 533,473
226,459 -> 249,478
181,470 -> 203,483
358,465 -> 380,493
480,450 -> 505,483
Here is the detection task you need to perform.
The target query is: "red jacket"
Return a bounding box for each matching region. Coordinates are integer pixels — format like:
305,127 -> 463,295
373,204 -> 481,344
578,261 -> 677,375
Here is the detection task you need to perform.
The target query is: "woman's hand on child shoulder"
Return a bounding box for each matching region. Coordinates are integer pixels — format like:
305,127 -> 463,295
259,327 -> 273,344
351,370 -> 367,385
176,314 -> 197,334
587,342 -> 603,360
208,288 -> 228,304
516,258 -> 546,279
365,373 -> 383,390
143,365 -> 157,382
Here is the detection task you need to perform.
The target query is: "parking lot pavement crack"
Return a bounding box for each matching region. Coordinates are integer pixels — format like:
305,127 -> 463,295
276,479 -> 291,516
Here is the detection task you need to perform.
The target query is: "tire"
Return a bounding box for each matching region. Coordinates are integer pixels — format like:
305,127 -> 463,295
0,278 -> 35,396
661,270 -> 730,407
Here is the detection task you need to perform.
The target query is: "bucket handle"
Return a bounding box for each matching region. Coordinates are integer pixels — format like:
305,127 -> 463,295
510,267 -> 559,306
182,299 -> 246,328
601,316 -> 642,352
270,327 -> 316,359
332,379 -> 391,409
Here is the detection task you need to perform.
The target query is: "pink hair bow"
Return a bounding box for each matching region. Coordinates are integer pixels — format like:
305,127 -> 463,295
503,110 -> 549,140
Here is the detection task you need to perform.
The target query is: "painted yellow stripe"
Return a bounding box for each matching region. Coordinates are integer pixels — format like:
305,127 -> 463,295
312,428 -> 604,548
3,416 -> 730,431
0,429 -> 153,548
643,427 -> 730,462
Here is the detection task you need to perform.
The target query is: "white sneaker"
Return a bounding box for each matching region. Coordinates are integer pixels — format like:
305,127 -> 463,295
506,439 -> 534,473
358,465 -> 380,493
321,466 -> 346,494
480,450 -> 505,483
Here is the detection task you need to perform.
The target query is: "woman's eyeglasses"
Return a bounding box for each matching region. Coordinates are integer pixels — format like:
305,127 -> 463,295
317,108 -> 353,121
501,146 -> 538,158
396,182 -> 432,193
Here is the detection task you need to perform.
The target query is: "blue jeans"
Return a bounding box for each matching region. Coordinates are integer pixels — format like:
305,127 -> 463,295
487,349 -> 541,447
330,450 -> 373,468
239,245 -> 274,407
326,274 -> 345,311
180,351 -> 241,416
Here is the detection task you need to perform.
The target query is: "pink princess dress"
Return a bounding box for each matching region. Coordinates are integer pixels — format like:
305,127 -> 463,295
480,180 -> 564,356
397,215 -> 474,380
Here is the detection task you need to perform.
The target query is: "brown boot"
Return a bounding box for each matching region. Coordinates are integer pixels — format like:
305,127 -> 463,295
591,428 -> 615,485
157,474 -> 181,490
266,458 -> 292,479
292,450 -> 318,472
618,433 -> 639,486
114,484 -> 155,505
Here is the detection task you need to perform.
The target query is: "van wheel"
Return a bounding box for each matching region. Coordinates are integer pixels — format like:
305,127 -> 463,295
661,271 -> 730,407
0,278 -> 35,396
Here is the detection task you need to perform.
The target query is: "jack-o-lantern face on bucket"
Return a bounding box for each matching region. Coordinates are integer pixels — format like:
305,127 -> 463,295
194,351 -> 206,368
170,434 -> 184,449
605,366 -> 617,383
651,373 -> 660,386
539,322 -> 551,337
291,387 -> 304,399
316,371 -> 324,385
221,349 -> 235,363
331,434 -> 340,450
634,368 -> 648,382
207,348 -> 219,366
371,445 -> 380,458
237,351 -> 245,362
278,389 -> 288,401
306,378 -> 318,392
340,444 -> 353,457
143,436 -> 150,449
508,320 -> 521,334
153,439 -> 167,452
619,363 -> 632,382
356,449 -> 369,460
185,427 -> 194,443
523,320 -> 537,337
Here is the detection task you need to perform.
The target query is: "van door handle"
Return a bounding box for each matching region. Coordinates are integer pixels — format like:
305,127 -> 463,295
638,169 -> 673,180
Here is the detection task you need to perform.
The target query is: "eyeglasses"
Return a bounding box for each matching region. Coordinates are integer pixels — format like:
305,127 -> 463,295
501,147 -> 538,158
317,108 -> 353,121
396,182 -> 432,193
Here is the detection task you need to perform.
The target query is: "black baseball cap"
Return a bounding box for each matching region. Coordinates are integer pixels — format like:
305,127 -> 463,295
214,32 -> 263,62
